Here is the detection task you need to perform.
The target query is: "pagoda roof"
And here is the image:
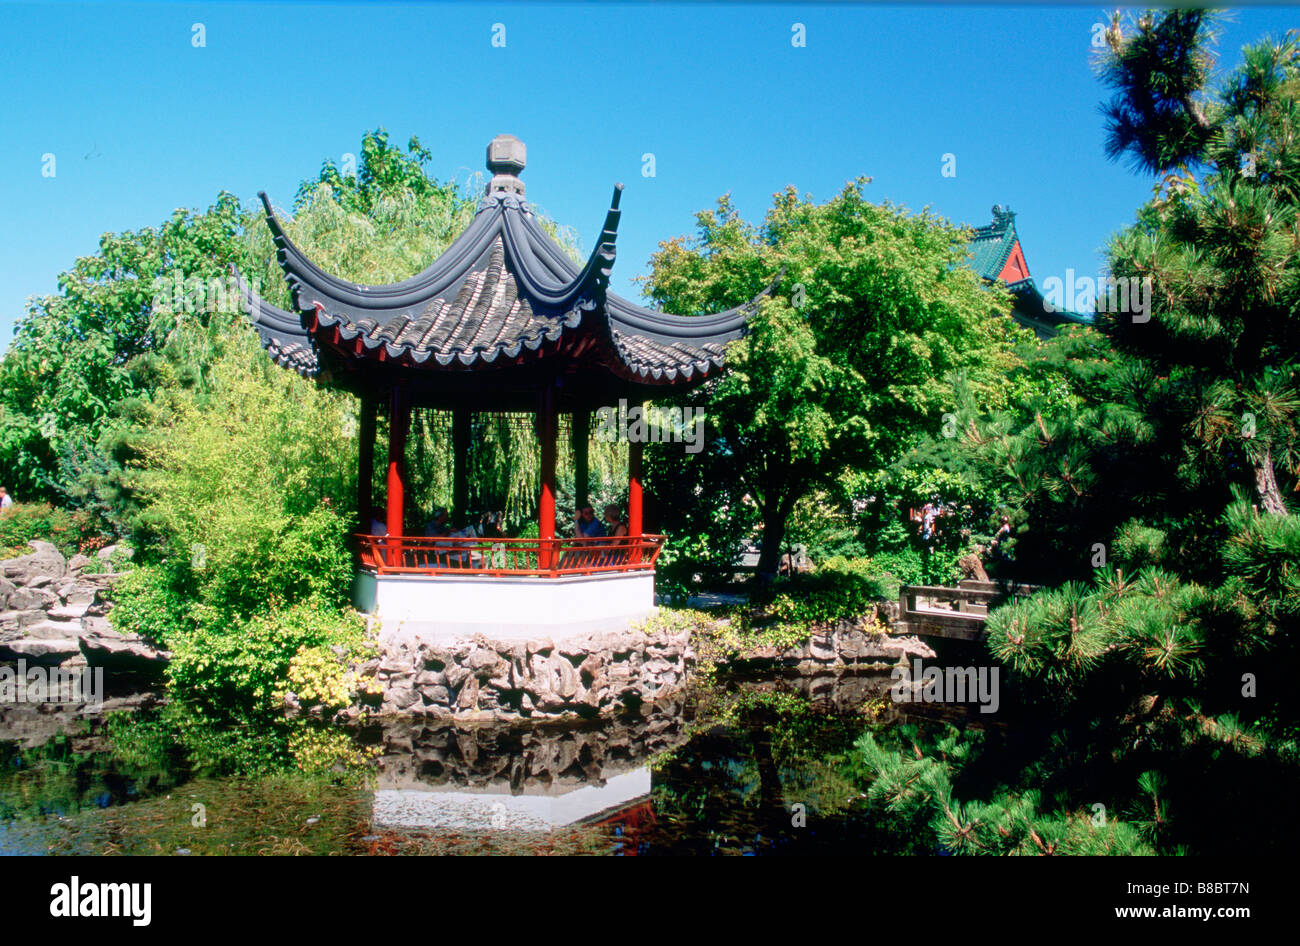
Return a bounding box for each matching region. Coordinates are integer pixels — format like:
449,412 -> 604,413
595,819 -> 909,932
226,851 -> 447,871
240,136 -> 764,400
966,205 -> 1089,337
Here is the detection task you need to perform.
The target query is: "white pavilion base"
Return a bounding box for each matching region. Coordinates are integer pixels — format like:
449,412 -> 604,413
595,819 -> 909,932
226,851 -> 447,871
352,569 -> 657,644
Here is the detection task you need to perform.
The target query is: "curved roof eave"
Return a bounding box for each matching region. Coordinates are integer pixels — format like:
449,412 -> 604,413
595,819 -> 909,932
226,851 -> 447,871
261,189 -> 621,317
234,269 -> 320,377
245,135 -> 767,381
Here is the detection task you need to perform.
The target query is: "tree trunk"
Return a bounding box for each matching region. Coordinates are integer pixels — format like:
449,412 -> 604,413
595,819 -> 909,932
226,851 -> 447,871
756,504 -> 789,581
1255,448 -> 1290,516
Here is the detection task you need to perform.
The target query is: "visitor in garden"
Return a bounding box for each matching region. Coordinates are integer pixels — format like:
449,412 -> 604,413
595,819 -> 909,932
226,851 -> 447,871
603,505 -> 629,538
598,504 -> 631,566
574,506 -> 606,538
364,506 -> 388,568
424,507 -> 451,537
444,523 -> 476,567
919,500 -> 939,541
0,487 -> 11,511
478,510 -> 503,538
990,515 -> 1012,562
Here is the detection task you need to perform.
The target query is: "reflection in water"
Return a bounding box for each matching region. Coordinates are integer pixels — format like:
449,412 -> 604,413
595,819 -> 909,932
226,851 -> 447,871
367,693 -> 690,834
373,768 -> 651,833
0,670 -> 964,854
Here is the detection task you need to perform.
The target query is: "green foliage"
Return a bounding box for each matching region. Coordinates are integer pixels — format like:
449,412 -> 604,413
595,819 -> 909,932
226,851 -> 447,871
856,14 -> 1300,855
0,191 -> 256,526
103,342 -> 373,768
285,644 -> 375,712
947,15 -> 1300,582
0,501 -> 78,558
854,727 -> 1156,855
758,556 -> 892,627
125,350 -> 355,611
1098,9 -> 1218,174
1111,519 -> 1168,571
106,561 -> 194,645
0,129 -> 479,540
1098,13 -> 1300,518
859,495 -> 1300,854
785,490 -> 867,562
295,130 -> 458,217
644,183 -> 1023,578
847,460 -> 989,586
166,603 -> 366,715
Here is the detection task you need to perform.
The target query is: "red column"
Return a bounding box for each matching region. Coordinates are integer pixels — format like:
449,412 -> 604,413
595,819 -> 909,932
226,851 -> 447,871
386,386 -> 409,567
538,385 -> 558,572
628,438 -> 643,563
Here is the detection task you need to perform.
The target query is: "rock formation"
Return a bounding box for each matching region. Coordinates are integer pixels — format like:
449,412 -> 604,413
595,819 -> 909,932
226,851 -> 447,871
0,541 -> 167,673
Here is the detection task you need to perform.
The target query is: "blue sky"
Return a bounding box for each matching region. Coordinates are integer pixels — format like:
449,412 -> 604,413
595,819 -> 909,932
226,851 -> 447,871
1,2 -> 1297,342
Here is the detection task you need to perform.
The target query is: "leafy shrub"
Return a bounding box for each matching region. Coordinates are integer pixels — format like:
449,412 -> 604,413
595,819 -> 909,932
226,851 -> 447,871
0,502 -> 77,557
107,561 -> 196,646
759,556 -> 892,626
106,346 -> 368,736
787,489 -> 868,564
186,501 -> 354,622
284,639 -> 380,712
166,602 -> 367,716
868,542 -> 969,588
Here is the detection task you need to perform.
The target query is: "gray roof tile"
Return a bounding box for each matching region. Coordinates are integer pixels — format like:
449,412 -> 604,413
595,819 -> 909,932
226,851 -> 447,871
241,176 -> 766,386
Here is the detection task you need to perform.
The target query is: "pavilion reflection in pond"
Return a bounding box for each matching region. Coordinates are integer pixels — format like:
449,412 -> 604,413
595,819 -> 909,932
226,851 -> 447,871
366,696 -> 688,837
371,767 -> 651,834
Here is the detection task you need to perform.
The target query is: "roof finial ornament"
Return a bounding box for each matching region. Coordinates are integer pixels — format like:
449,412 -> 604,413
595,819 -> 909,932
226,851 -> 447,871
486,134 -> 526,197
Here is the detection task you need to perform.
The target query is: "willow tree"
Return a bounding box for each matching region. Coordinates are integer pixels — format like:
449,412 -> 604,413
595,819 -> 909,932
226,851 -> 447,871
0,129 -> 603,537
642,183 -> 1021,579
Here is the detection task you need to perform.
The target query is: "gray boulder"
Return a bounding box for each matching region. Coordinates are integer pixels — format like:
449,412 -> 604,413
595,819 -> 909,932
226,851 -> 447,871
23,620 -> 84,640
48,602 -> 90,620
0,610 -> 48,632
0,638 -> 81,662
78,635 -> 168,671
8,586 -> 58,611
1,544 -> 67,583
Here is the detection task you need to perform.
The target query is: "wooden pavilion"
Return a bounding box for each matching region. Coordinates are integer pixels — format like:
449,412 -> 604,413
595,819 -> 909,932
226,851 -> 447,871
239,135 -> 762,637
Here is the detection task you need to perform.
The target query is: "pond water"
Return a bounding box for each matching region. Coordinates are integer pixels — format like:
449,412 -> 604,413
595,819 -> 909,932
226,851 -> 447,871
0,671 -> 973,855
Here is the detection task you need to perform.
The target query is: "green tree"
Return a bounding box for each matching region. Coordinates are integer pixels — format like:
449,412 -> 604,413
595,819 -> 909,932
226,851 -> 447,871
1099,9 -> 1300,516
0,193 -> 253,524
644,184 -> 1023,579
961,11 -> 1300,585
0,130 -> 483,536
857,10 -> 1300,854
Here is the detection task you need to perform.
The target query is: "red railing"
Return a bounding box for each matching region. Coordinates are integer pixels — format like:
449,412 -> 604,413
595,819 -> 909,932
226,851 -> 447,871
354,533 -> 666,577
